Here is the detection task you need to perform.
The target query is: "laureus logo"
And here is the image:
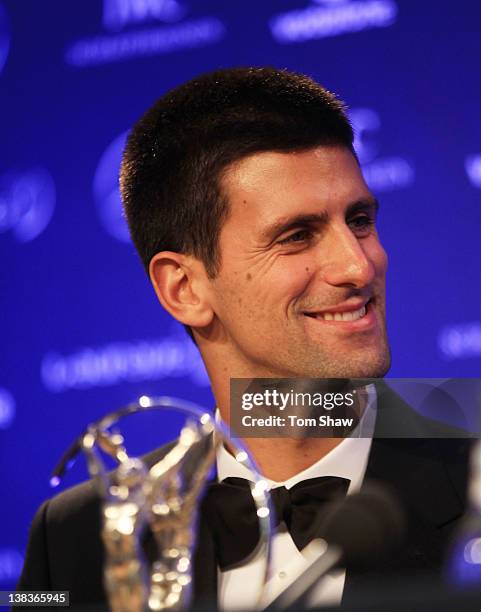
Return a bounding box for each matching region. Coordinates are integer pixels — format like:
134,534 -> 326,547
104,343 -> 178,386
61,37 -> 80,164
270,0 -> 398,43
0,2 -> 10,75
102,0 -> 187,31
0,548 -> 23,583
350,107 -> 414,192
41,329 -> 210,393
65,0 -> 225,67
0,387 -> 15,430
0,168 -> 56,243
93,131 -> 130,243
438,323 -> 481,360
465,154 -> 481,189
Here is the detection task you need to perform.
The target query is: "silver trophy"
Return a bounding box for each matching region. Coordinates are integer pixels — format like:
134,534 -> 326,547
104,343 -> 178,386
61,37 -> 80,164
52,396 -> 272,611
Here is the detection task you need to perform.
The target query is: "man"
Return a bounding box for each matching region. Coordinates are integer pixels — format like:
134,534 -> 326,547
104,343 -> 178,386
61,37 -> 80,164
19,68 -> 471,609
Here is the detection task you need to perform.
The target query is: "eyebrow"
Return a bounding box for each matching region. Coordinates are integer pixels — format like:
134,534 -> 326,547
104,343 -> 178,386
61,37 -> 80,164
260,197 -> 380,242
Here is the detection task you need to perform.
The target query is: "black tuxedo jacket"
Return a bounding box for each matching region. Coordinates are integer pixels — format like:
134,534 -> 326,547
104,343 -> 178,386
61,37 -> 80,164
18,386 -> 472,609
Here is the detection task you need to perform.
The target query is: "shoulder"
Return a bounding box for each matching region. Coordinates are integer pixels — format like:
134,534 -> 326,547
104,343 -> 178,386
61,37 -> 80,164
371,382 -> 474,508
375,381 -> 475,442
18,441 -> 177,596
44,441 -> 177,526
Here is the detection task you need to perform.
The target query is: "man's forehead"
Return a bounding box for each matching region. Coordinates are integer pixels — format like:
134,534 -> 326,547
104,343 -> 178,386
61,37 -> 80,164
219,146 -> 374,228
222,146 -> 349,188
221,145 -> 366,193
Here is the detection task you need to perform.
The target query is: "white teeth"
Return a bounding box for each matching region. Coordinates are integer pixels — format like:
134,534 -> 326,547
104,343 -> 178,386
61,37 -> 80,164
316,305 -> 367,322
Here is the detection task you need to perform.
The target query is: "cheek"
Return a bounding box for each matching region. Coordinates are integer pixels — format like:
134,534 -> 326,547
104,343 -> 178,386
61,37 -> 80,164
216,257 -> 315,318
268,258 -> 315,302
378,246 -> 388,276
368,239 -> 388,276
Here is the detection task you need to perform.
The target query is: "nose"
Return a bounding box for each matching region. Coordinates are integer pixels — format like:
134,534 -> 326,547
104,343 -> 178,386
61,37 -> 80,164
320,224 -> 375,288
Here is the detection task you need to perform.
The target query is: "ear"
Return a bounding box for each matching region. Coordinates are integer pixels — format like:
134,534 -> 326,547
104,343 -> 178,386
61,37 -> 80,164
149,251 -> 214,329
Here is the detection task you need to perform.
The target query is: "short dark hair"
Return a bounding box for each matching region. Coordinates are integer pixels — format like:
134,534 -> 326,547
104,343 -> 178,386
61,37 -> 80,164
120,67 -> 354,278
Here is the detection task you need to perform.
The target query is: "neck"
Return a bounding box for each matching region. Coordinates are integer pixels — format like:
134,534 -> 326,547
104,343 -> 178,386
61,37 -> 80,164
201,345 -> 367,481
215,382 -> 368,482
237,437 -> 344,481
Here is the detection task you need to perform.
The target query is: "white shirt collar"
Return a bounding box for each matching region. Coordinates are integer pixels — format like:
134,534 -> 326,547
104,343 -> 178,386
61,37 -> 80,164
216,384 -> 377,495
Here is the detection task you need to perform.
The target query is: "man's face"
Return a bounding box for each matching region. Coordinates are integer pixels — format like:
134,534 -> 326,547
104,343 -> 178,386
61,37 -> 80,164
206,145 -> 390,379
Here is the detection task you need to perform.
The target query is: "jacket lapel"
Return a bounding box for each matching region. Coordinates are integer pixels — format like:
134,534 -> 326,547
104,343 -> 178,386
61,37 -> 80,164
192,507 -> 218,607
342,384 -> 469,604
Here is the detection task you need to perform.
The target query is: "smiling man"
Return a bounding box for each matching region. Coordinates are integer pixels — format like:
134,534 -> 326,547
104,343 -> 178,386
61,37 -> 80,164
197,147 -> 389,381
19,67 -> 471,610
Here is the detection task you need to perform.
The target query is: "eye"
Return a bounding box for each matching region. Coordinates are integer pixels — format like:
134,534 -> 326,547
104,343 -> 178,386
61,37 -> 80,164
278,229 -> 313,245
348,214 -> 375,236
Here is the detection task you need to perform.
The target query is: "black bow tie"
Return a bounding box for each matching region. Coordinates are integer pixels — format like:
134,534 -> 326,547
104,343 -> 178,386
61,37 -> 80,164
201,476 -> 350,570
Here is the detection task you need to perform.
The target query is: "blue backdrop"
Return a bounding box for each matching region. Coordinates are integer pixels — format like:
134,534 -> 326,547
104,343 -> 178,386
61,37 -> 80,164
1,0 -> 480,589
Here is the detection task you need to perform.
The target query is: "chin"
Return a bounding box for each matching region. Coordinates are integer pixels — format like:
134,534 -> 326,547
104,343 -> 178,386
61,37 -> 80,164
343,348 -> 391,379
309,346 -> 392,380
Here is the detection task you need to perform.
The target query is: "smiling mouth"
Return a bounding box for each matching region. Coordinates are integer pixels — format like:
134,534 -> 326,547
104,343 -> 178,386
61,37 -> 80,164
304,299 -> 372,322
